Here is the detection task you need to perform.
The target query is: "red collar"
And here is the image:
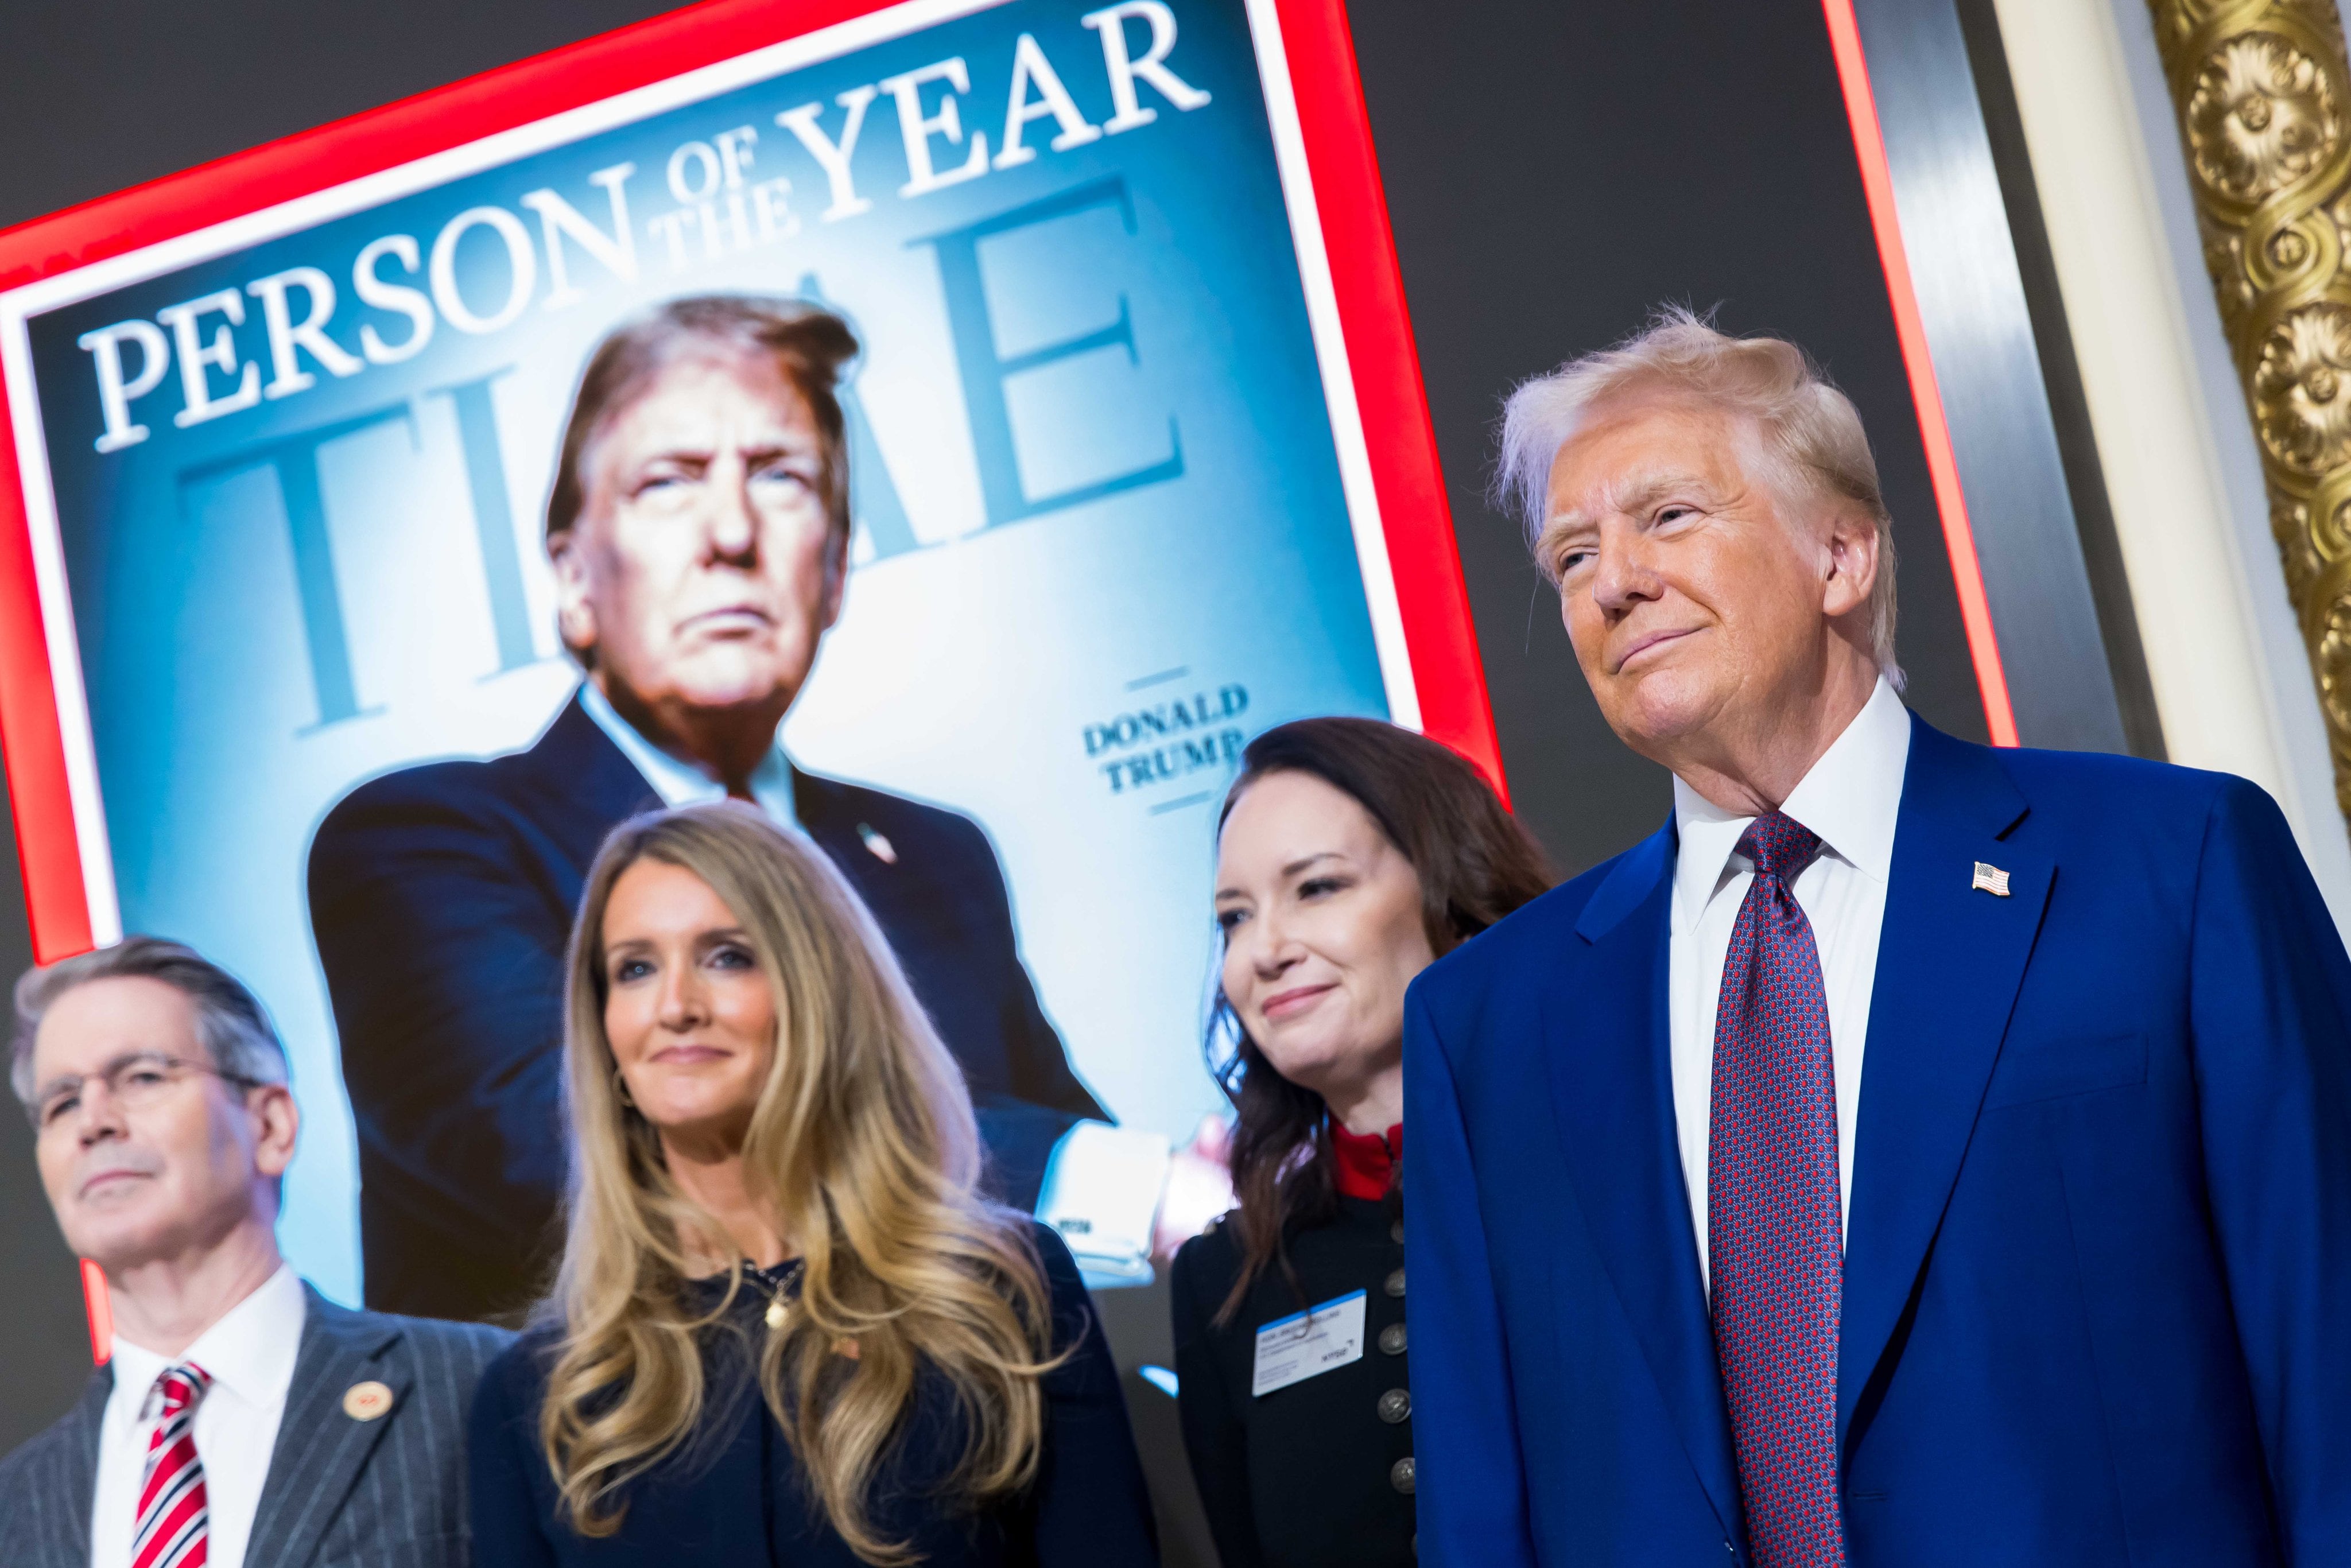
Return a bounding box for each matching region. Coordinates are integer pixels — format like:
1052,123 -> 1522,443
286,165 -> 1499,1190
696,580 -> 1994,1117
1330,1120 -> 1402,1201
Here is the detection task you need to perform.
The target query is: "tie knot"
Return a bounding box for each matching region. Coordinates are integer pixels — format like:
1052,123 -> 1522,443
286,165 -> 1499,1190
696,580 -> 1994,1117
1738,810 -> 1821,884
152,1364 -> 211,1418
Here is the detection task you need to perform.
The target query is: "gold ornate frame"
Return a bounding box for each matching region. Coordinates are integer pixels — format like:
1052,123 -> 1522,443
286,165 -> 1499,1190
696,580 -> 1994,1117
2147,0 -> 2351,813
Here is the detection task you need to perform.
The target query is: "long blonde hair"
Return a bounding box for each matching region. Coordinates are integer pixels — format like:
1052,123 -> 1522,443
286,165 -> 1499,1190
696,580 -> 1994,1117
538,802 -> 1060,1563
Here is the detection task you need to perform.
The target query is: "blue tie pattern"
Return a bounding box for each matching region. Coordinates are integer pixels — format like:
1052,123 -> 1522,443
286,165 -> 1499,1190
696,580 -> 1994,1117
1709,811 -> 1844,1567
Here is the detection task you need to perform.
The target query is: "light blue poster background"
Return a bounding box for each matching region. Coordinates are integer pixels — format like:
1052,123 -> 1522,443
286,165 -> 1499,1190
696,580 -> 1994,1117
21,0 -> 1387,1303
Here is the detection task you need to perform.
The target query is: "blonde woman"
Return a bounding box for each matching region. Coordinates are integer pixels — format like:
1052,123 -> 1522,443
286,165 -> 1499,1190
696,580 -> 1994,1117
465,802 -> 1158,1566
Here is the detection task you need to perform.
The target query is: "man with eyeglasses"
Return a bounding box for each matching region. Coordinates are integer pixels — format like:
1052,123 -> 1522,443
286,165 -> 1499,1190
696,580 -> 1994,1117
0,936 -> 510,1568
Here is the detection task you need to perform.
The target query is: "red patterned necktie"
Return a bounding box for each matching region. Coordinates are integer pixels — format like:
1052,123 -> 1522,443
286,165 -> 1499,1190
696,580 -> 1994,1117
132,1363 -> 212,1568
1709,812 -> 1845,1567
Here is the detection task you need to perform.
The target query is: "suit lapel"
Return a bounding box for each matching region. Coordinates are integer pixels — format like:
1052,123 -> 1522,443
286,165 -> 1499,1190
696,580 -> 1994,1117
522,690 -> 670,862
247,1289 -> 410,1568
34,1369 -> 108,1568
792,769 -> 905,917
790,769 -> 867,871
1549,822 -> 1743,1540
1838,718 -> 2053,1446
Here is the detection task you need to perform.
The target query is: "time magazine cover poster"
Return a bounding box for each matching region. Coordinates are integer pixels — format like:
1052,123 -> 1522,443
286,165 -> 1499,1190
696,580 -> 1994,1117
0,0 -> 1472,1311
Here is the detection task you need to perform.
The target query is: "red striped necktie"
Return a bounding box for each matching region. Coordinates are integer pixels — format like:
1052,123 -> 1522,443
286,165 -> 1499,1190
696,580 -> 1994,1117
132,1363 -> 212,1568
1709,812 -> 1845,1567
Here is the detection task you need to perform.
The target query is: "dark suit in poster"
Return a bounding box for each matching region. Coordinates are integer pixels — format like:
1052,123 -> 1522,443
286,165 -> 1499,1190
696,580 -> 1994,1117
308,691 -> 1103,1320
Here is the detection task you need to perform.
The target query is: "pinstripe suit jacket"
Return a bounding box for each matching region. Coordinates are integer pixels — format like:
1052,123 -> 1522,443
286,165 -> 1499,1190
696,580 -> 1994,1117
0,1283 -> 511,1568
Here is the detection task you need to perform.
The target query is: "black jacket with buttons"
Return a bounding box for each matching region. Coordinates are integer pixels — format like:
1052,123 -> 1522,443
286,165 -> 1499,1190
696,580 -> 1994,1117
1170,1195 -> 1413,1568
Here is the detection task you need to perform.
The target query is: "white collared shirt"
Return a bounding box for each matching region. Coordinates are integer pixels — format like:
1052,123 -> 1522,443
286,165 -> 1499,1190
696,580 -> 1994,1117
578,678 -> 800,831
91,1264 -> 307,1568
1667,677 -> 1911,1286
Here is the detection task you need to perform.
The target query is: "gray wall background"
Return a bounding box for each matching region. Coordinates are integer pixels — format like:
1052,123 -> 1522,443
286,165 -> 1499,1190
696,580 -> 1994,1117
0,0 -> 2027,1530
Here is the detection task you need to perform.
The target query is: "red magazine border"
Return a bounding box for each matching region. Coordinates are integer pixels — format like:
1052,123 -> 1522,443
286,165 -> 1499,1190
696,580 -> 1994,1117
0,0 -> 1504,971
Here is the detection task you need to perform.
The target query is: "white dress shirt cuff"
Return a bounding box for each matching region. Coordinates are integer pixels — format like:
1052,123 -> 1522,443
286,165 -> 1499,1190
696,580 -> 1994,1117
1035,1121 -> 1171,1288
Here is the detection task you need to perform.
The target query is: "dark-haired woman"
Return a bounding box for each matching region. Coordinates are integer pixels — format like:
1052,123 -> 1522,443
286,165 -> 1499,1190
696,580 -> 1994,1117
1170,718 -> 1553,1568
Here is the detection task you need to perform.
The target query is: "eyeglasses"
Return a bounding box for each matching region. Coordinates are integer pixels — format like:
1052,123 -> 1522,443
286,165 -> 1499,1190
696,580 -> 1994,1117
28,1052 -> 266,1134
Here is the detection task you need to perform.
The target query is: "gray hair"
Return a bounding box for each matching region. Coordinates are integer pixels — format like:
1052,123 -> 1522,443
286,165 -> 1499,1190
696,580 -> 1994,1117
1495,306 -> 1903,689
11,936 -> 289,1105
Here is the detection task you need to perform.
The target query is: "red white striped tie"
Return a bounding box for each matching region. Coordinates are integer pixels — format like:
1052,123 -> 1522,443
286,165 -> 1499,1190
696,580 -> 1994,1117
132,1364 -> 212,1568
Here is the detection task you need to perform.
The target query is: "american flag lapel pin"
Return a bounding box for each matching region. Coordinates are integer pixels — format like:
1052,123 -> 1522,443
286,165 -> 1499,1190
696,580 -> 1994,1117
857,823 -> 898,865
1971,861 -> 2012,897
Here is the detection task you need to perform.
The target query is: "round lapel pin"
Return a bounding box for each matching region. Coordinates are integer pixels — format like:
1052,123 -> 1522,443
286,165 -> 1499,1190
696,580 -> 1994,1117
343,1380 -> 394,1422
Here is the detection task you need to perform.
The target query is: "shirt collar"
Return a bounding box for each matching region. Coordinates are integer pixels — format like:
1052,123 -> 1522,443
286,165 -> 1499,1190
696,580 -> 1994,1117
577,679 -> 798,832
1670,676 -> 1911,932
111,1264 -> 306,1417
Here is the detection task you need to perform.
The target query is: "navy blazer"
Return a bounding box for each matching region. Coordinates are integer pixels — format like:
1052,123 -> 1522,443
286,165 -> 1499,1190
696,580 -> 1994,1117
1405,714 -> 2351,1567
467,1223 -> 1158,1567
308,691 -> 1105,1321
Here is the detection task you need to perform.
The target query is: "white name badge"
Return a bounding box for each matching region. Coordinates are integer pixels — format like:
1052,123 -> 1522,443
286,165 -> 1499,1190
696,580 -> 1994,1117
1252,1288 -> 1367,1398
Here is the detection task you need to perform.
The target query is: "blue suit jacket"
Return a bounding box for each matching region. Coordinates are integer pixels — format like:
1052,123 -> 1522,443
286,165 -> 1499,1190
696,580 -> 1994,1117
307,691 -> 1104,1322
1405,714 -> 2351,1567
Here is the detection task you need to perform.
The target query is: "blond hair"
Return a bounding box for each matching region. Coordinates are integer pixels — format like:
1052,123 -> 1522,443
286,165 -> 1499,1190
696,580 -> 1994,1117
1496,305 -> 1903,689
538,802 -> 1060,1564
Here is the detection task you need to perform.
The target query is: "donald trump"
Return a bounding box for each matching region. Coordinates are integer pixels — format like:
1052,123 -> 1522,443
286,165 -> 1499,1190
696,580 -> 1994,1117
1405,309 -> 2351,1566
309,296 -> 1205,1320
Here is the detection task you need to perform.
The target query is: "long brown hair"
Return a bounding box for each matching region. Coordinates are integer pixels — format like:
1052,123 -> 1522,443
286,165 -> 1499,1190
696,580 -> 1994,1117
1210,719 -> 1553,1322
537,803 -> 1060,1565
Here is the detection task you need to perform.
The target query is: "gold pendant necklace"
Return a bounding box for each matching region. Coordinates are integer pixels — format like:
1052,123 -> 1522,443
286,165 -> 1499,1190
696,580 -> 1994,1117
751,1257 -> 802,1331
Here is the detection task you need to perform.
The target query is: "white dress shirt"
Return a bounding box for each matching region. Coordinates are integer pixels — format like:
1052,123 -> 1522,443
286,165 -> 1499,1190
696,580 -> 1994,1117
579,680 -> 1177,1282
579,678 -> 800,829
91,1264 -> 307,1568
1667,677 -> 1911,1286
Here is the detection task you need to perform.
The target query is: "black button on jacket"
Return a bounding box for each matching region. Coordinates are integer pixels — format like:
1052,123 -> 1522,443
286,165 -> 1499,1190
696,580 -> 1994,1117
1170,1196 -> 1414,1568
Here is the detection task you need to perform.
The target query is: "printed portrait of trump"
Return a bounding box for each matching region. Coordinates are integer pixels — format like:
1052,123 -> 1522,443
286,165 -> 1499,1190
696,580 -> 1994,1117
307,294 -> 1194,1320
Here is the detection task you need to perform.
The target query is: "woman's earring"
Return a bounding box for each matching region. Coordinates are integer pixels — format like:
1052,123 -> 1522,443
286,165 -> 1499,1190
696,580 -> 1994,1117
613,1068 -> 637,1109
